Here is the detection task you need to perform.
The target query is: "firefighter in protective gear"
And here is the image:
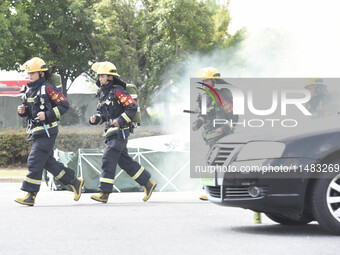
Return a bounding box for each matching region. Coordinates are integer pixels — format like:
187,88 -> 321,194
193,67 -> 238,145
304,78 -> 334,118
15,57 -> 83,206
89,61 -> 156,203
193,67 -> 238,200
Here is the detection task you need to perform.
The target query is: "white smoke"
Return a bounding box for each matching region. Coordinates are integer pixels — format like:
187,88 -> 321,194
143,0 -> 340,190
150,0 -> 340,129
228,0 -> 340,77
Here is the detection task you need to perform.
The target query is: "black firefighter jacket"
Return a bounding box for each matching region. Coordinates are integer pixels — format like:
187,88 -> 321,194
90,80 -> 137,141
19,77 -> 69,140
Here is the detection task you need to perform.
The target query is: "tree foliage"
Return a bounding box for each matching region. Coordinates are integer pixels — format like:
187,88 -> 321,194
1,0 -> 99,95
0,0 -> 244,111
0,0 -> 30,69
90,0 -> 244,118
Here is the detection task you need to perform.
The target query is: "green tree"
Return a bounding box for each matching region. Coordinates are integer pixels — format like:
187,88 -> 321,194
0,0 -> 244,115
1,0 -> 99,96
92,0 -> 141,83
138,0 -> 244,121
92,0 -> 244,122
139,0 -> 216,97
0,0 -> 30,70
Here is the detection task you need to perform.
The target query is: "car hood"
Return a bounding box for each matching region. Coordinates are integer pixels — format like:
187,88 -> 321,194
218,116 -> 340,144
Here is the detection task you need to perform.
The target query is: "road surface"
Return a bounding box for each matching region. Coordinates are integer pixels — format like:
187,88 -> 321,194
0,183 -> 337,255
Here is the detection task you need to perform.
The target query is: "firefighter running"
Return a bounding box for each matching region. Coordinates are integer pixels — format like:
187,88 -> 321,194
193,67 -> 238,200
15,57 -> 83,206
89,61 -> 156,203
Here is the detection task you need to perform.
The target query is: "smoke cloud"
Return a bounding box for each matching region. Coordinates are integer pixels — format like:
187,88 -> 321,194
144,0 -> 340,189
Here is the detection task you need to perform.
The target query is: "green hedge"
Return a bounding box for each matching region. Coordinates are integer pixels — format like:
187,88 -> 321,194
0,132 -> 31,166
0,125 -> 166,167
0,126 -> 104,167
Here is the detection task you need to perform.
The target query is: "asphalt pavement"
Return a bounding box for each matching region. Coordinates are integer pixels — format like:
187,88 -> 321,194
0,183 -> 338,255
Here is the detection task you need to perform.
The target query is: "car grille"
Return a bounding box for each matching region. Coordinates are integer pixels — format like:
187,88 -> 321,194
208,144 -> 240,166
206,186 -> 221,198
224,186 -> 269,199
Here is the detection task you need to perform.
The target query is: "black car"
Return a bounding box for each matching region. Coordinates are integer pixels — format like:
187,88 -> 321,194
204,117 -> 340,235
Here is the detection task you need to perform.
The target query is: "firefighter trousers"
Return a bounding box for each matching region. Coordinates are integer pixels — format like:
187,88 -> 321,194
99,137 -> 151,193
22,133 -> 76,192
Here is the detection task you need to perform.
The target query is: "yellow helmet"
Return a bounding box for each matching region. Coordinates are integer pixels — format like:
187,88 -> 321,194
91,62 -> 120,77
20,57 -> 48,73
304,78 -> 326,88
196,67 -> 221,80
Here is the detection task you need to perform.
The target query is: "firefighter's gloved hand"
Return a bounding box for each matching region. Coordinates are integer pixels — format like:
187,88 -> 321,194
192,119 -> 203,131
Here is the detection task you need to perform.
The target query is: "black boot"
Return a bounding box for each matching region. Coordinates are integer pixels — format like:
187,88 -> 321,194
69,177 -> 84,201
15,192 -> 37,206
91,192 -> 110,203
143,179 -> 157,202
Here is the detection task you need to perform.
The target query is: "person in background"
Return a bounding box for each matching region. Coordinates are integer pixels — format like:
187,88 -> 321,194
193,67 -> 238,200
304,78 -> 335,118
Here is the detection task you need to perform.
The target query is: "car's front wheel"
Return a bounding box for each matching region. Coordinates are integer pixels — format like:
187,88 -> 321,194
265,213 -> 313,225
312,173 -> 340,235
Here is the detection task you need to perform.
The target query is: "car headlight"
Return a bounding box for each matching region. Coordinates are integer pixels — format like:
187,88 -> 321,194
236,142 -> 286,161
